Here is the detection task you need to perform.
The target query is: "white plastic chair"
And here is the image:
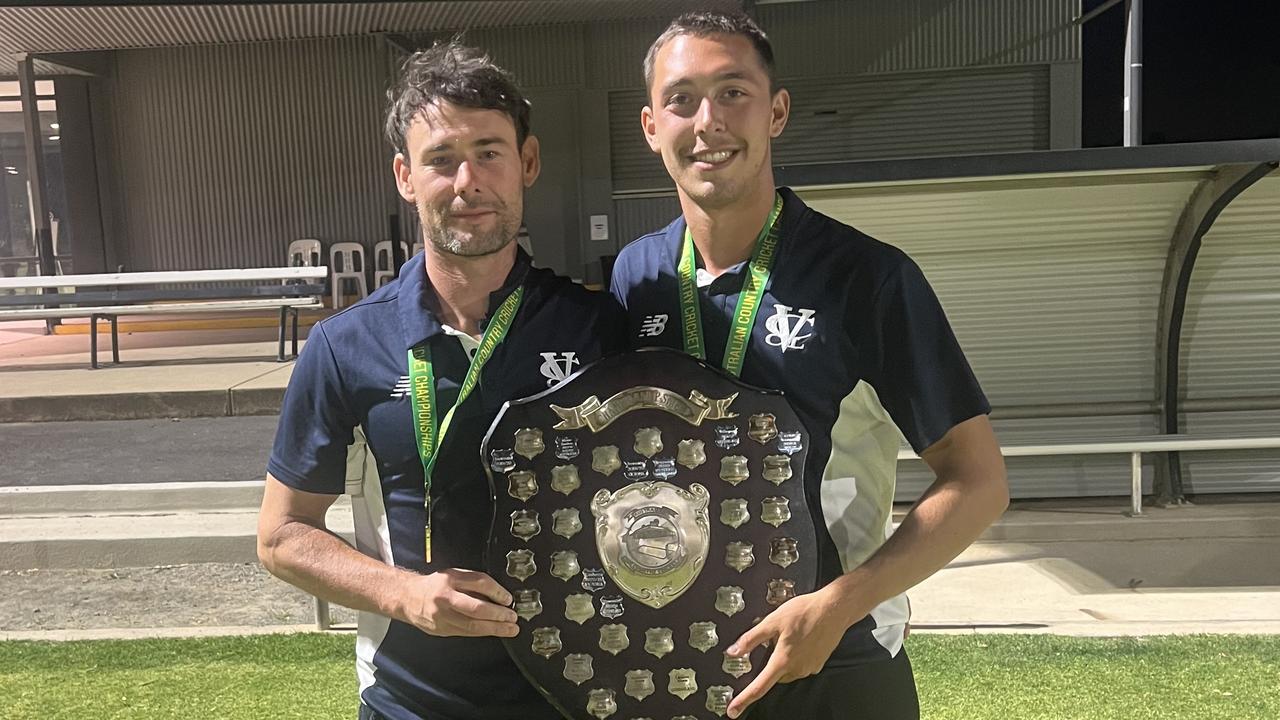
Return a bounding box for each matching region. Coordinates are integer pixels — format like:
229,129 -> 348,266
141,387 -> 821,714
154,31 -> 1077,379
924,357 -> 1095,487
329,242 -> 368,309
287,238 -> 323,268
373,240 -> 409,288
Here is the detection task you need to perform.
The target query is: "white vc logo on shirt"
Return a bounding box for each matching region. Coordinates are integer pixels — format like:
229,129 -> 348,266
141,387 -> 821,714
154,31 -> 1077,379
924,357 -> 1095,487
539,352 -> 580,386
765,304 -> 816,352
639,314 -> 668,337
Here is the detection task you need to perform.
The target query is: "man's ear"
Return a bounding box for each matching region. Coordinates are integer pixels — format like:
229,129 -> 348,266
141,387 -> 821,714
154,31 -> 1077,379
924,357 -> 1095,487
520,135 -> 542,188
392,152 -> 414,202
641,105 -> 660,153
769,88 -> 791,139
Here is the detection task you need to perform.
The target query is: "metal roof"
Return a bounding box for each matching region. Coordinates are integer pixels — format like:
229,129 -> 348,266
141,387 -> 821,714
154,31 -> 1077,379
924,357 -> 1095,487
0,0 -> 741,76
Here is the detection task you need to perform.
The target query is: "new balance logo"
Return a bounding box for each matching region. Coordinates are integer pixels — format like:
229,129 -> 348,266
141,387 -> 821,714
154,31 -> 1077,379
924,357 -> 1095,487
639,314 -> 668,337
764,304 -> 816,352
390,375 -> 412,399
539,352 -> 580,386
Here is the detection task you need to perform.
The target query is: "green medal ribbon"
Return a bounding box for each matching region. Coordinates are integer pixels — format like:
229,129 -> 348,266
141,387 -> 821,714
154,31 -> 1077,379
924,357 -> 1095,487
677,193 -> 784,377
408,285 -> 523,562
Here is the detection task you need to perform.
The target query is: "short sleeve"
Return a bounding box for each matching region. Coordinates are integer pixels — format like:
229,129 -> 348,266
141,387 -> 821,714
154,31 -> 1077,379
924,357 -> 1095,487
266,323 -> 358,494
609,249 -> 632,310
861,257 -> 990,453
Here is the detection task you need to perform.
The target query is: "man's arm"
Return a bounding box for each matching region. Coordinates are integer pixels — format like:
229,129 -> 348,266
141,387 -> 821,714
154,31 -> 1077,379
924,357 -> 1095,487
257,473 -> 520,638
725,414 -> 1007,717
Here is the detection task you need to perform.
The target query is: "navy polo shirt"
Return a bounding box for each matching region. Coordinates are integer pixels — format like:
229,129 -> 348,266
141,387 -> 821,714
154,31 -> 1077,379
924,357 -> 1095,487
269,248 -> 626,720
610,187 -> 990,665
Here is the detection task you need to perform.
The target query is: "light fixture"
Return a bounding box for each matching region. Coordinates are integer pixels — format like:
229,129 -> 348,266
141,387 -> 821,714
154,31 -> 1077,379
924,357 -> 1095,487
48,135 -> 60,141
50,122 -> 59,130
5,169 -> 17,175
2,166 -> 14,171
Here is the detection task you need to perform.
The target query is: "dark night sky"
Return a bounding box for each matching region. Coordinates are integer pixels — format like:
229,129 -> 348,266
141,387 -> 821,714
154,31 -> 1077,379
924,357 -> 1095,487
1082,0 -> 1280,147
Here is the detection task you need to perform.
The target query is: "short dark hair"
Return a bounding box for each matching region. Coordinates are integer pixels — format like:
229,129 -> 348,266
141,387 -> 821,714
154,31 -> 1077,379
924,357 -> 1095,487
643,11 -> 777,95
385,39 -> 532,157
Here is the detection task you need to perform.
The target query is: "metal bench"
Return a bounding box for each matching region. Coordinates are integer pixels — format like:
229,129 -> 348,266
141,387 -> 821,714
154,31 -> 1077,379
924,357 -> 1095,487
899,434 -> 1280,516
0,267 -> 328,367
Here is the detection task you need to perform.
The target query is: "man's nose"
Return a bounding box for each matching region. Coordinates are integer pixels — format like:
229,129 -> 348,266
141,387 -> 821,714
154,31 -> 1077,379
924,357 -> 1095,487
454,160 -> 480,196
694,97 -> 725,134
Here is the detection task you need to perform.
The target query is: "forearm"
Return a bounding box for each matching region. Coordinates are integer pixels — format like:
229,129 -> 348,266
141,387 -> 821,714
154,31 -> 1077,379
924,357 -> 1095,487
258,519 -> 416,622
828,469 -> 1008,624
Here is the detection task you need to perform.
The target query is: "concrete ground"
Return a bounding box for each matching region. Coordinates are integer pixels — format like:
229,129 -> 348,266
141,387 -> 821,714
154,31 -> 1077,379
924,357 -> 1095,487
2,319 -> 1278,640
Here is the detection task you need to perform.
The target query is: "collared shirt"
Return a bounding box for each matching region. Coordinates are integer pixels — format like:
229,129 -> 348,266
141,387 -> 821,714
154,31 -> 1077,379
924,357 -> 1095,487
269,248 -> 626,720
610,188 -> 990,666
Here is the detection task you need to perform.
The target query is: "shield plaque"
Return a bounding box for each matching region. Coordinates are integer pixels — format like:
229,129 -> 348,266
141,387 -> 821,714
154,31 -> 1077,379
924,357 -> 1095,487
485,349 -> 816,720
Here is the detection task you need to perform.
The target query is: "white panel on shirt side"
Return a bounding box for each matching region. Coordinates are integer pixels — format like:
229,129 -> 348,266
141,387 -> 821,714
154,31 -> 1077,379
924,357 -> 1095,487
347,425 -> 395,694
820,379 -> 911,655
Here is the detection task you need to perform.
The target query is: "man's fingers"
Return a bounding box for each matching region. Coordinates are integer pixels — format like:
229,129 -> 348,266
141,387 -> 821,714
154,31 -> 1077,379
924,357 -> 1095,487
448,590 -> 519,624
444,616 -> 520,638
726,617 -> 775,657
727,650 -> 786,719
449,570 -> 513,606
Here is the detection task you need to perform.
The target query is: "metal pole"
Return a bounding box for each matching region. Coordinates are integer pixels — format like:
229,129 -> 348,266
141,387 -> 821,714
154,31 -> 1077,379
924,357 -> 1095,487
17,54 -> 59,333
314,597 -> 332,631
1123,0 -> 1143,146
1128,451 -> 1144,516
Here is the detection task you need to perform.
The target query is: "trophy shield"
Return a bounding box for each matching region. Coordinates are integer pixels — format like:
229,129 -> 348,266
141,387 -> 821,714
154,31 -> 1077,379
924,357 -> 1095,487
484,349 -> 816,720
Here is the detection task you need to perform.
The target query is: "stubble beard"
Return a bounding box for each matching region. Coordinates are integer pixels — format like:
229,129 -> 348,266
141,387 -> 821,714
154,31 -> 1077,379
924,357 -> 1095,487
418,199 -> 520,258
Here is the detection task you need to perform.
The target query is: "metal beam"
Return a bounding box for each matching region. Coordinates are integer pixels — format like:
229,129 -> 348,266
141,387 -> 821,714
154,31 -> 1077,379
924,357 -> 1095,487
1153,161 -> 1277,503
17,53 -> 59,333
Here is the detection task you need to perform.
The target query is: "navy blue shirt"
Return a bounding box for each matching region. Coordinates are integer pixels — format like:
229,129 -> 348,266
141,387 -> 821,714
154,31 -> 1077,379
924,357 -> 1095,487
270,249 -> 626,719
611,188 -> 990,665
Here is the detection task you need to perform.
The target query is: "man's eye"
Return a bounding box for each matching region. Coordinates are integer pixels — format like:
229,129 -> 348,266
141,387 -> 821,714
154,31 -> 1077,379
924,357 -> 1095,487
724,88 -> 746,99
481,150 -> 501,160
426,156 -> 451,167
667,94 -> 690,107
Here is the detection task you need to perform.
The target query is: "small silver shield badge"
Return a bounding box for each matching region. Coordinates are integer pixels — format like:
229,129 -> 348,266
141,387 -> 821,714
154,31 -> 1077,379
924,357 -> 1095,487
645,627 -> 674,658
591,445 -> 621,476
563,653 -> 593,685
767,578 -> 797,606
770,536 -> 799,568
715,586 -> 745,617
725,541 -> 755,572
552,508 -> 583,539
634,427 -> 663,458
514,588 -> 542,621
514,427 -> 546,459
689,621 -> 719,653
624,669 -> 655,701
747,413 -> 778,444
506,549 -> 535,581
706,685 -> 734,717
719,498 -> 750,528
507,470 -> 538,502
509,509 -> 540,541
676,439 -> 706,469
564,593 -> 595,624
762,454 -> 792,485
586,688 -> 617,719
531,626 -> 561,658
668,668 -> 698,700
581,568 -> 606,593
761,496 -> 792,527
723,652 -> 751,678
598,623 -> 630,655
550,464 -> 581,495
719,455 -> 749,486
551,550 -> 581,582
599,595 -> 625,620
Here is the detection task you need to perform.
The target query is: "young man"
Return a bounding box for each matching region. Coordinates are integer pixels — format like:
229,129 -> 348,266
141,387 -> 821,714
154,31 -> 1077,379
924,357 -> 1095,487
611,12 -> 1009,719
258,42 -> 624,720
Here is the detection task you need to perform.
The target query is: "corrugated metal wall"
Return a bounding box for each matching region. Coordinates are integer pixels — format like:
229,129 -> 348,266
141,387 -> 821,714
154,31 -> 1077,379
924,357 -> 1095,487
103,35 -> 396,271
796,172 -> 1208,500
610,65 -> 1050,191
1181,172 -> 1280,493
430,24 -> 586,88
759,0 -> 1080,77
613,194 -> 682,251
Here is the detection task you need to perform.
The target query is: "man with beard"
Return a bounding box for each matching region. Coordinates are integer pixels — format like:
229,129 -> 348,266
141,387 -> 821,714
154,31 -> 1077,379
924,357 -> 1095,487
610,12 -> 1009,720
258,41 -> 624,720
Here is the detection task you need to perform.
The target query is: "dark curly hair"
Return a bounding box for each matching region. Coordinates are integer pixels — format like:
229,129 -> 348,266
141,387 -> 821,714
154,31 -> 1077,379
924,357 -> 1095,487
643,11 -> 777,95
385,39 -> 532,157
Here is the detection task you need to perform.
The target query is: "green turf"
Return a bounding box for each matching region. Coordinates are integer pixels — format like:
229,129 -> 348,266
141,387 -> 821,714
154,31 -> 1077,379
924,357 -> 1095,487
0,633 -> 1276,719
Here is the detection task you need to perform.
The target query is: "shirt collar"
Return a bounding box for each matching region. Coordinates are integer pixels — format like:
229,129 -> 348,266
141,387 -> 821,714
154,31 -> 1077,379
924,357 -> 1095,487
665,186 -> 809,285
397,245 -> 533,351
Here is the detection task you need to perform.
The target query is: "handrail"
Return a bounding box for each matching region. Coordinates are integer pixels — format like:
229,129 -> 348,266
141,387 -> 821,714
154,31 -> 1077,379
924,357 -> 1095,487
898,434 -> 1280,516
0,266 -> 328,289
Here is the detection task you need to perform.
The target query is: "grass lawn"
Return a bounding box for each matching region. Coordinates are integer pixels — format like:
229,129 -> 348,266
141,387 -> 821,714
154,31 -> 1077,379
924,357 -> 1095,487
0,633 -> 1276,719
